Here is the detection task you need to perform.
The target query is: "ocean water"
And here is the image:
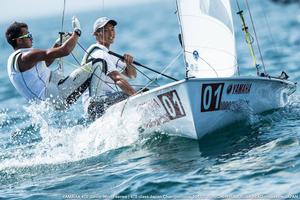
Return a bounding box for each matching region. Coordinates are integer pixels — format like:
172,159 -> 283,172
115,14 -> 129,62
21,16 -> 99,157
0,0 -> 300,199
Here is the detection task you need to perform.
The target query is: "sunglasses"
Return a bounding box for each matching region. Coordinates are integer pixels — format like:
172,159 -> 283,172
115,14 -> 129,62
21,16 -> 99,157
13,33 -> 33,40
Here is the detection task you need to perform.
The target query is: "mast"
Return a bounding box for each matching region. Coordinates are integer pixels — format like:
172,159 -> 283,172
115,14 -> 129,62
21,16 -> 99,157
176,0 -> 188,78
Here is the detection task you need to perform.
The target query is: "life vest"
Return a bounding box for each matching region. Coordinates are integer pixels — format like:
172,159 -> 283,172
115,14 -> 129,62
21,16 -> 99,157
81,44 -> 110,101
7,48 -> 51,101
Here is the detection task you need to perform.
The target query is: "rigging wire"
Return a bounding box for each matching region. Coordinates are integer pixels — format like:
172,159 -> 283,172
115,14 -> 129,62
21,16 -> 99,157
261,3 -> 284,67
58,0 -> 67,75
245,0 -> 267,75
61,0 -> 66,32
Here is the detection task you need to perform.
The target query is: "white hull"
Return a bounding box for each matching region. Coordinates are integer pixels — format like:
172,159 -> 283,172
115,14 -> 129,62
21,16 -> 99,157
107,76 -> 296,140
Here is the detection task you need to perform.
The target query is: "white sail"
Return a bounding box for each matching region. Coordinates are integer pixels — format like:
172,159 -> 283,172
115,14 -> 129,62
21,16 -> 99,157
177,0 -> 237,78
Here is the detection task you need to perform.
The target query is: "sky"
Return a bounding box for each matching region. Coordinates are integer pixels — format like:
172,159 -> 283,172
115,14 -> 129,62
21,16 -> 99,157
0,0 -> 153,23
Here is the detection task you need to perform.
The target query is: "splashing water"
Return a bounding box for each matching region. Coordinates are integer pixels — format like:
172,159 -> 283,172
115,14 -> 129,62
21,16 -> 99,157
0,101 -> 143,173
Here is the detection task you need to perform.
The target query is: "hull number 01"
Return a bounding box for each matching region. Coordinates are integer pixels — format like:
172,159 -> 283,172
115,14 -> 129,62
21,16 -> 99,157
201,83 -> 224,112
158,90 -> 186,120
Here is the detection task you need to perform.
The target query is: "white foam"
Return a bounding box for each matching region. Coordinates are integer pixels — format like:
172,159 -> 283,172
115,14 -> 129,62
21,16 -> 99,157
0,101 -> 142,170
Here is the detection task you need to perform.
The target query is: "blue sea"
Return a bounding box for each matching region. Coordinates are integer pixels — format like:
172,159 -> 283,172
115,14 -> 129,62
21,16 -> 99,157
1,0 -> 300,199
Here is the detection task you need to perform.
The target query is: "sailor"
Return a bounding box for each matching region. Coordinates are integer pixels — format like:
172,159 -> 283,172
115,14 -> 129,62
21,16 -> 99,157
81,17 -> 137,120
6,17 -> 103,109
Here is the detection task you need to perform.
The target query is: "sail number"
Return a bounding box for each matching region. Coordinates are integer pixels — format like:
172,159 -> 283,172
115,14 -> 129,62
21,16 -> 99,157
158,90 -> 186,120
201,83 -> 224,112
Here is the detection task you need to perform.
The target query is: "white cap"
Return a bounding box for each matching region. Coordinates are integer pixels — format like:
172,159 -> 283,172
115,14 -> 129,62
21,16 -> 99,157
93,17 -> 117,32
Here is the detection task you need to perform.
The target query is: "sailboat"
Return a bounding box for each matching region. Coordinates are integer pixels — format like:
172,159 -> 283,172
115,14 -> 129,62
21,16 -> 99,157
93,0 -> 297,140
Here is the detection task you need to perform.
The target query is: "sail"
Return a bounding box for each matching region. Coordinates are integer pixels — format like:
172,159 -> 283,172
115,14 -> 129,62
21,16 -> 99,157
177,0 -> 237,78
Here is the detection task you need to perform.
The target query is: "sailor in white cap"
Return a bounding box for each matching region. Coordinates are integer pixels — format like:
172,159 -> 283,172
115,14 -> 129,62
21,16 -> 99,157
81,17 -> 137,120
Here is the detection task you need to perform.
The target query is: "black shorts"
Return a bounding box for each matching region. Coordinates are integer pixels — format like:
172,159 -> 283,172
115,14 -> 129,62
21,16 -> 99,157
87,92 -> 128,120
